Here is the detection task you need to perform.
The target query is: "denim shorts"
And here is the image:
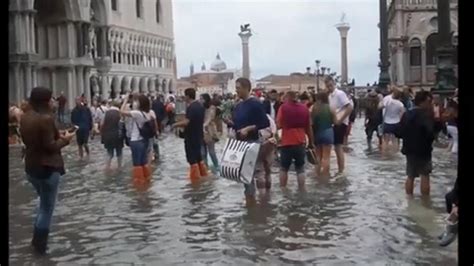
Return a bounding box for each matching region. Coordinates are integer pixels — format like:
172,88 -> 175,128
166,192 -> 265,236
315,127 -> 334,145
279,145 -> 306,174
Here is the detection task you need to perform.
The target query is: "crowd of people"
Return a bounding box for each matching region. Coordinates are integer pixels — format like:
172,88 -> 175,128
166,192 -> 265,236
11,75 -> 459,255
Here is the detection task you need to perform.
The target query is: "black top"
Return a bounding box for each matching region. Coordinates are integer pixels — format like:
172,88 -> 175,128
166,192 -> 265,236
152,99 -> 166,121
263,99 -> 281,117
184,101 -> 205,142
101,109 -> 124,149
401,107 -> 435,159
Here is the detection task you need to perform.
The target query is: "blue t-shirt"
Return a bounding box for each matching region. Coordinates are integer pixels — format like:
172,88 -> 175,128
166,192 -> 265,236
232,97 -> 269,141
184,101 -> 205,142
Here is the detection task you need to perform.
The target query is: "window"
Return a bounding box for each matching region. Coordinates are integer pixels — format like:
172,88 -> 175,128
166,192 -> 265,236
409,38 -> 421,66
136,0 -> 143,18
426,33 -> 438,65
156,0 -> 161,23
111,0 -> 118,11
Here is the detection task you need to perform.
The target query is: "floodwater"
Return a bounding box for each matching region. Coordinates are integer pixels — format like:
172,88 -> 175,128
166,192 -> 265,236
9,120 -> 458,265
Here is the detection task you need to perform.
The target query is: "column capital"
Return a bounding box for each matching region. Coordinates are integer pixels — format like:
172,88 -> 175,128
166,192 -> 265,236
238,32 -> 252,44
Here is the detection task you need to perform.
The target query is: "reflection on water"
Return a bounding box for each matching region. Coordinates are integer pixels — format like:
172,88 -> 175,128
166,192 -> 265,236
9,120 -> 457,265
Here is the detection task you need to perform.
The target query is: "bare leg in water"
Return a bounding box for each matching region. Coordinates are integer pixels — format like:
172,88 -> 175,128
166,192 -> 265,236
405,176 -> 415,195
315,146 -> 322,176
320,145 -> 332,178
420,175 -> 430,196
334,144 -> 345,174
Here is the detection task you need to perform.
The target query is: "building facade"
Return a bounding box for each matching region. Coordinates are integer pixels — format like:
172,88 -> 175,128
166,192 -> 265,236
387,0 -> 458,90
9,0 -> 176,109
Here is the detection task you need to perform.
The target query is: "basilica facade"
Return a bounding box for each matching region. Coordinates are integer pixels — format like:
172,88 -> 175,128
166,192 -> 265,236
9,0 -> 176,109
387,0 -> 458,90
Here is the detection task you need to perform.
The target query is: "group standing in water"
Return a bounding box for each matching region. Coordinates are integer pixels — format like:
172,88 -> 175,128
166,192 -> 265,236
13,74 -> 459,255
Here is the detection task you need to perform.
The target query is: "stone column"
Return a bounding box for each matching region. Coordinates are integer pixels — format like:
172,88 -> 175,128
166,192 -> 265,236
47,26 -> 55,59
77,66 -> 84,96
25,15 -> 31,53
66,67 -> 75,109
32,66 -> 37,87
421,45 -> 427,85
25,64 -> 32,98
238,30 -> 252,79
84,68 -> 91,104
13,64 -> 21,104
100,73 -> 110,99
150,77 -> 156,97
30,13 -> 36,54
396,43 -> 405,85
336,22 -> 350,85
50,68 -> 57,96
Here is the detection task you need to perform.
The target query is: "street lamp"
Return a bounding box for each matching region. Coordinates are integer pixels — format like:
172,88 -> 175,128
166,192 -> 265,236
377,0 -> 391,93
315,60 -> 321,92
432,0 -> 456,95
321,67 -> 327,76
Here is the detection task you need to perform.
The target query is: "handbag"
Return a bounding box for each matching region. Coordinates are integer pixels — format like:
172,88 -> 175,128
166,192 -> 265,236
306,148 -> 317,165
219,138 -> 261,184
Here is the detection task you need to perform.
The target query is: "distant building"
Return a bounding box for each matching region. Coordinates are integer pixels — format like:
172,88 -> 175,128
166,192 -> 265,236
387,0 -> 458,90
177,53 -> 247,96
9,0 -> 176,108
256,71 -> 328,93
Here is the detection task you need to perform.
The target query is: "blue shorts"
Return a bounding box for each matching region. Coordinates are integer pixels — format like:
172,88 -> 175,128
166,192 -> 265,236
383,123 -> 399,135
279,145 -> 306,174
315,127 -> 334,145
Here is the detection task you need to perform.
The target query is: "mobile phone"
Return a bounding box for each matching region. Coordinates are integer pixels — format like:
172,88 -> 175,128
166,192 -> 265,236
68,126 -> 79,133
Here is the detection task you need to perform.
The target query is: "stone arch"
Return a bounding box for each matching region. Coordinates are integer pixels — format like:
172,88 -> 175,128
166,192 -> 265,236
425,33 -> 438,66
140,77 -> 148,94
34,0 -> 69,24
131,76 -> 139,92
90,0 -> 109,26
409,38 -> 422,67
121,76 -> 131,94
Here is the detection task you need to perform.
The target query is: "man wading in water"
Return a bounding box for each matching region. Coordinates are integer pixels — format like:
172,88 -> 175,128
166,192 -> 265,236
173,88 -> 208,180
325,76 -> 353,175
225,78 -> 270,205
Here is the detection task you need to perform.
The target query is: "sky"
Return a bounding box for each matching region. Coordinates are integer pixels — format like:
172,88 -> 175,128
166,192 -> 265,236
172,0 -> 380,86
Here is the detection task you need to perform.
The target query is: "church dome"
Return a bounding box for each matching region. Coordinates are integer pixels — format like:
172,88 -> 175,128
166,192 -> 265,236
210,53 -> 227,72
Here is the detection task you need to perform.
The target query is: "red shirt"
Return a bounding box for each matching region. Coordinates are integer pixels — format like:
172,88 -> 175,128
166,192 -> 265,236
276,102 -> 309,147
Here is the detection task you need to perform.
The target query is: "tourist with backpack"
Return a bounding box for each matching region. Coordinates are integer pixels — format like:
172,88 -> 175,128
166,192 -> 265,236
120,94 -> 157,180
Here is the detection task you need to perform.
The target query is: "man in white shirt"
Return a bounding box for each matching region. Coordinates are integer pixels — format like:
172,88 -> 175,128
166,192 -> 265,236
380,86 -> 405,151
325,76 -> 353,175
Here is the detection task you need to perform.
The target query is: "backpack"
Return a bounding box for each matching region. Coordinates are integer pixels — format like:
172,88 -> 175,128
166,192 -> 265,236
136,112 -> 157,140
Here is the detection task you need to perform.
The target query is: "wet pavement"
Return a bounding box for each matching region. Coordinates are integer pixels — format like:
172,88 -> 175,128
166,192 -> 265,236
9,119 -> 458,265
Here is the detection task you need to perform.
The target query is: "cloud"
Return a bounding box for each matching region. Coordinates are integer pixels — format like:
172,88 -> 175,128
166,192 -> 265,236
173,0 -> 380,85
